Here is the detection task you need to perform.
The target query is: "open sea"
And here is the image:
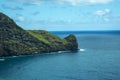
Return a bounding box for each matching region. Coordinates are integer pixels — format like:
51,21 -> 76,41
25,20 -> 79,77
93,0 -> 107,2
0,31 -> 120,80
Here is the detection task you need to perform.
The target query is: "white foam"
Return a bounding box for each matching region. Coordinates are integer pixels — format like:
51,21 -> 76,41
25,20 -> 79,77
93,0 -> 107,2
58,51 -> 62,53
12,56 -> 17,58
58,51 -> 70,53
0,59 -> 5,61
79,48 -> 85,52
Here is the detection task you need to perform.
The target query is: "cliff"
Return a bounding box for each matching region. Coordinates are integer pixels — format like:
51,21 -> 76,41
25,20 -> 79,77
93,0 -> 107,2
0,12 -> 78,57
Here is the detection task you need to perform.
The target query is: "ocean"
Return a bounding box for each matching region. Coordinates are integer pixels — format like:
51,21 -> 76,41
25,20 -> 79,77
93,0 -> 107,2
0,31 -> 120,80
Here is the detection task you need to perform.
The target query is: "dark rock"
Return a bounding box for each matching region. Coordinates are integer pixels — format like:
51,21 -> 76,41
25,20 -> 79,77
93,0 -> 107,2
0,12 -> 78,57
64,34 -> 78,50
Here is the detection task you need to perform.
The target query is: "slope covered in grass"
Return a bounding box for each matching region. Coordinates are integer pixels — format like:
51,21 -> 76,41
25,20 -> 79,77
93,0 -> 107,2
0,12 -> 78,57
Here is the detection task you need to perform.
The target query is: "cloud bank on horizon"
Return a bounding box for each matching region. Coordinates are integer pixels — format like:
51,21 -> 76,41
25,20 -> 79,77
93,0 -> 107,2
0,0 -> 120,31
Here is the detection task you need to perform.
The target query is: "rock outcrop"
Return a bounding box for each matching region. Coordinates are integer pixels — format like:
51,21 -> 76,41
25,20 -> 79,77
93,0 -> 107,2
64,34 -> 78,50
0,12 -> 78,57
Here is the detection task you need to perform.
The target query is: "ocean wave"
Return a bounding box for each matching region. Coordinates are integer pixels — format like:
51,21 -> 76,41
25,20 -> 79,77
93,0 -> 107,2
79,48 -> 85,52
0,58 -> 5,61
12,56 -> 17,58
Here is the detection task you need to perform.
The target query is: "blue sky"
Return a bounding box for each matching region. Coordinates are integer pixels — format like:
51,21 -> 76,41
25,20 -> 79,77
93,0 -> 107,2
0,0 -> 120,31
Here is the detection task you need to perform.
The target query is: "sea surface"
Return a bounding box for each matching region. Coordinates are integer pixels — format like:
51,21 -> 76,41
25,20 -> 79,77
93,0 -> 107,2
0,31 -> 120,80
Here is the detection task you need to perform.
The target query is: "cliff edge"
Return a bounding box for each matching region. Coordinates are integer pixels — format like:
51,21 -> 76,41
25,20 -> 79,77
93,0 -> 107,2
0,12 -> 78,57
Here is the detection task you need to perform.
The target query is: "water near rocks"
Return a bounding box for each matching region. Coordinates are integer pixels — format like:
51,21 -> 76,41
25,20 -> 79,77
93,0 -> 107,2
0,31 -> 120,80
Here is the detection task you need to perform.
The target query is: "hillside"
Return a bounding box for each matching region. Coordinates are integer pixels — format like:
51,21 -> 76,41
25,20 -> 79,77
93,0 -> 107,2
0,12 -> 78,57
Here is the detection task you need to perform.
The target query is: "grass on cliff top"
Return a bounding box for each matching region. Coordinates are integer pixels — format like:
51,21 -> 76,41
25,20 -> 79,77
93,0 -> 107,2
27,30 -> 50,44
27,30 -> 68,46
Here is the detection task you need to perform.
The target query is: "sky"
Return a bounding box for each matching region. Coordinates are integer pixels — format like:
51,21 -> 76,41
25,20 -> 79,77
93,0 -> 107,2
0,0 -> 120,31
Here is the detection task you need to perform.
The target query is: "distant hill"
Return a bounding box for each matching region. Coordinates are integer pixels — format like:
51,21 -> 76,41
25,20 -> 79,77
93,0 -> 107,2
0,12 -> 78,57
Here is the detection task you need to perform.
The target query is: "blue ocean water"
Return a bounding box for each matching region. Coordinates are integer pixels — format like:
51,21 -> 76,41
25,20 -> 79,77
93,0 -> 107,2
0,31 -> 120,80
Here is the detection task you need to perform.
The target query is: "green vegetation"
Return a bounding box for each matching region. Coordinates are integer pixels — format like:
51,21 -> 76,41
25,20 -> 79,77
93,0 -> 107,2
27,30 -> 50,44
27,30 -> 66,45
0,12 -> 78,57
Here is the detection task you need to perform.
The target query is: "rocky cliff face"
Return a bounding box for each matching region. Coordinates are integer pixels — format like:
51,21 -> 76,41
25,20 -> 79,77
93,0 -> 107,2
64,34 -> 78,50
0,12 -> 78,57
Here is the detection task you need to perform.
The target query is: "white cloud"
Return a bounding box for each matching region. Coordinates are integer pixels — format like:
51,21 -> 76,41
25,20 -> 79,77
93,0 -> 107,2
11,0 -> 42,5
94,9 -> 111,16
17,16 -> 25,22
103,17 -> 110,22
93,9 -> 111,22
105,8 -> 110,13
58,0 -> 113,5
94,10 -> 106,16
2,4 -> 23,10
10,0 -> 113,6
